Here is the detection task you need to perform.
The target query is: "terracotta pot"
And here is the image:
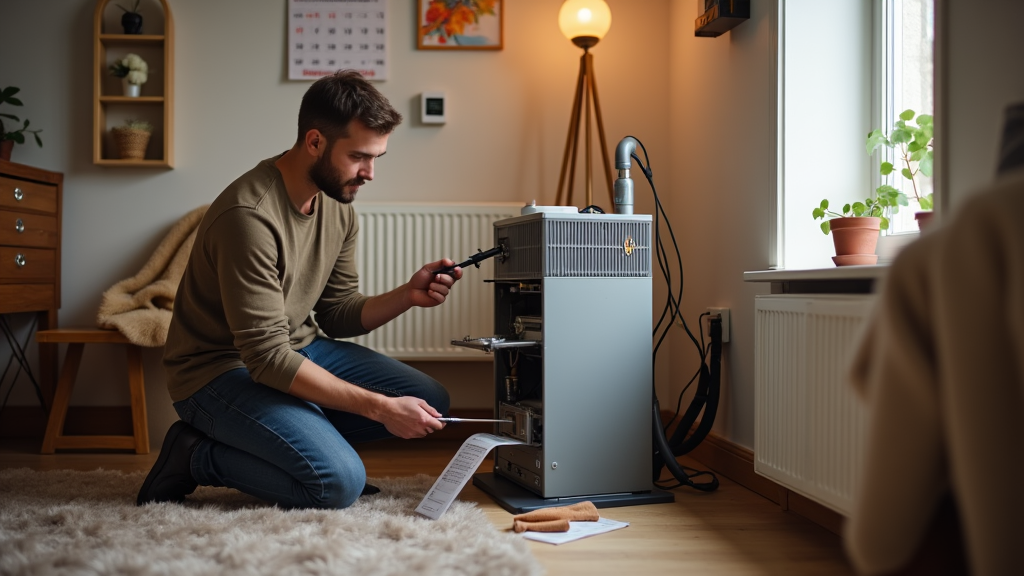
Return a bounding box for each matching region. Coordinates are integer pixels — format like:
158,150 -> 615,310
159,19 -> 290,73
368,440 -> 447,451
829,216 -> 880,266
915,211 -> 935,231
0,139 -> 12,161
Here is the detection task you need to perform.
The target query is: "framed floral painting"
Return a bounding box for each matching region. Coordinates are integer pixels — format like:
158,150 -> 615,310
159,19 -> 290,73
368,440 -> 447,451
417,0 -> 503,50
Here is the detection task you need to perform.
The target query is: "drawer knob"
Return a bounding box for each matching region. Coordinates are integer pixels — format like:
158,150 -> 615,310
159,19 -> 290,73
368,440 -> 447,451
15,218 -> 24,233
14,253 -> 26,267
13,187 -> 24,202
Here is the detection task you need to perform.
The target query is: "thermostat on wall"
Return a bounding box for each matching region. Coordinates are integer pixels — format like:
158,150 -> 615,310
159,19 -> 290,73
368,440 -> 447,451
421,92 -> 446,124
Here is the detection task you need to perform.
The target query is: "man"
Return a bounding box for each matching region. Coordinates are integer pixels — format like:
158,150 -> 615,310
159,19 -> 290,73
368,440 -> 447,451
137,70 -> 461,509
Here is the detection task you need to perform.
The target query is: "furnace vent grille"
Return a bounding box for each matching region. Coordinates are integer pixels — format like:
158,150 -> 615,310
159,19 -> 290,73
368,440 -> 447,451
545,219 -> 651,277
494,219 -> 543,279
495,217 -> 651,279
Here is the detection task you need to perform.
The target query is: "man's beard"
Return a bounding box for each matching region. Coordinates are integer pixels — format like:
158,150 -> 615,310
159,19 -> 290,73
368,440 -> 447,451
308,148 -> 364,204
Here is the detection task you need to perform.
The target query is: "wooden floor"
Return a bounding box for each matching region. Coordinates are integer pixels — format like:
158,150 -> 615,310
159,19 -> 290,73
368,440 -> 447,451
0,437 -> 855,575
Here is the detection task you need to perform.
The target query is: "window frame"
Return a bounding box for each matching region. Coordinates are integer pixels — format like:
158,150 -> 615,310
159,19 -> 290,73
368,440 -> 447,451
773,0 -> 935,269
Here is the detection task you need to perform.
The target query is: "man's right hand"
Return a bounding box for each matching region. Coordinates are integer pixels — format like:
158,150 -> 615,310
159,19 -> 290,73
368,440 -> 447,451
377,396 -> 445,439
289,360 -> 446,438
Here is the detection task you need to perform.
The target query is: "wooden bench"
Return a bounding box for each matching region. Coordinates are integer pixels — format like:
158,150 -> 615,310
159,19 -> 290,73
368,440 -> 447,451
36,328 -> 150,454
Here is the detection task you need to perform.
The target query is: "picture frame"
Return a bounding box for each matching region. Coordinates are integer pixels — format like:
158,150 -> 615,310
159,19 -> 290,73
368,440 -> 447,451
417,0 -> 503,50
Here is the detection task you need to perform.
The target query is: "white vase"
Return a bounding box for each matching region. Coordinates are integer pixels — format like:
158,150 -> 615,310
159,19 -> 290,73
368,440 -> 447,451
122,79 -> 141,98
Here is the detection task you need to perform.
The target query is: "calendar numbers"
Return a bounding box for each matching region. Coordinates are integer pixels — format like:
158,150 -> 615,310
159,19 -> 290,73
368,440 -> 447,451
288,0 -> 388,81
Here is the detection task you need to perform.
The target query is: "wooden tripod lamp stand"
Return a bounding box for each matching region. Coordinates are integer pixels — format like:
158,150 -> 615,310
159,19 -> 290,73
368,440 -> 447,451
555,0 -> 614,209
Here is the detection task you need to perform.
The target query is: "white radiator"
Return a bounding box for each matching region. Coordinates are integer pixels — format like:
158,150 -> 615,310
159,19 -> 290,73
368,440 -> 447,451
754,294 -> 874,515
348,202 -> 522,360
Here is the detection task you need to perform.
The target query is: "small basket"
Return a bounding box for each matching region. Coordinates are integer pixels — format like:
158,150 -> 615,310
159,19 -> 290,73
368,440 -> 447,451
111,127 -> 152,160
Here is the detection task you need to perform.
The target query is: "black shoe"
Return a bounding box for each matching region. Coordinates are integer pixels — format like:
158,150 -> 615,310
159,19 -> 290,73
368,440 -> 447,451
136,421 -> 205,505
361,483 -> 380,496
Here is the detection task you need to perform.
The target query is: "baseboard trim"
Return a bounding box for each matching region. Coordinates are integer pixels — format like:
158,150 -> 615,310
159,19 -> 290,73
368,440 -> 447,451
683,428 -> 845,536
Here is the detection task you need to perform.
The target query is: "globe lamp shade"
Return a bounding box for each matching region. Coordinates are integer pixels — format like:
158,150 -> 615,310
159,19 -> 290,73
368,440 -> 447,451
558,0 -> 612,49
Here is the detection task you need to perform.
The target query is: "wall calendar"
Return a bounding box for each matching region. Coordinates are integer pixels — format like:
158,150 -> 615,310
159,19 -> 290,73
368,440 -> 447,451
288,0 -> 389,81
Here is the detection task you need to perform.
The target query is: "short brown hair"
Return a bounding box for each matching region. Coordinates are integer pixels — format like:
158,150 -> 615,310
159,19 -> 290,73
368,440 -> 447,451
296,70 -> 402,143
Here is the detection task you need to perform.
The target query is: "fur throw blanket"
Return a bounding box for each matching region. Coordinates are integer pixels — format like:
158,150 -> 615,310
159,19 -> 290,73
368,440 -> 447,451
95,205 -> 209,347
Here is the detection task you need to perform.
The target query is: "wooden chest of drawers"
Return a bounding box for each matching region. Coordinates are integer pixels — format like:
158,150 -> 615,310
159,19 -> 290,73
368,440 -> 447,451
0,159 -> 63,404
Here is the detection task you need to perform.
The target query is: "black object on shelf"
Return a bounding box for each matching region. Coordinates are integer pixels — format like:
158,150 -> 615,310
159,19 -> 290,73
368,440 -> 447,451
118,0 -> 143,34
695,0 -> 750,38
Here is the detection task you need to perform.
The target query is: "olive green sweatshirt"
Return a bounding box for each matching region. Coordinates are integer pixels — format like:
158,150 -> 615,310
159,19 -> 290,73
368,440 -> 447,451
163,156 -> 370,402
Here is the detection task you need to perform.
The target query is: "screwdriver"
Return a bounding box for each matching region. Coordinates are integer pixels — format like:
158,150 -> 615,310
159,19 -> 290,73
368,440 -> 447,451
432,245 -> 506,276
436,418 -> 514,424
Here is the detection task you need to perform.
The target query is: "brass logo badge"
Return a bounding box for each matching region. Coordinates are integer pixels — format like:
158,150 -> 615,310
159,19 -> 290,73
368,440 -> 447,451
623,235 -> 636,256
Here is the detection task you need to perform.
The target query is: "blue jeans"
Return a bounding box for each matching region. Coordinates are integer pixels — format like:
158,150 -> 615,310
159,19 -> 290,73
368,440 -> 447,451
172,337 -> 450,509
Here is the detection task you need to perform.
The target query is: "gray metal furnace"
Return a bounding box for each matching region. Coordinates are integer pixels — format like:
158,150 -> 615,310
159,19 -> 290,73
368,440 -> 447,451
459,208 -> 673,512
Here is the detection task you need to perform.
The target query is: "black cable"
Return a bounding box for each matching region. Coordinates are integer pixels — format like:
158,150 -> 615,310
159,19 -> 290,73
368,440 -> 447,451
623,135 -> 720,493
663,311 -> 711,431
630,140 -> 702,357
663,340 -> 709,433
640,144 -> 702,379
649,170 -> 682,357
663,316 -> 723,457
652,397 -> 718,492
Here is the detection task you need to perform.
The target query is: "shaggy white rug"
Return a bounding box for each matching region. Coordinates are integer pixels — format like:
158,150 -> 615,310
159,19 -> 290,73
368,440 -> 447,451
0,469 -> 543,576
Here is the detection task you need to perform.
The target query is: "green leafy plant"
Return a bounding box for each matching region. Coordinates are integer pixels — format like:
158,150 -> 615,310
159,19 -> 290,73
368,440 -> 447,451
812,109 -> 935,235
866,109 -> 934,211
0,86 -> 43,148
120,118 -> 153,132
812,186 -> 906,235
116,0 -> 141,14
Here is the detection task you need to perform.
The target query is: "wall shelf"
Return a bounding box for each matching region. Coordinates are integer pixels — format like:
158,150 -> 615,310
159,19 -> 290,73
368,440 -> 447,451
99,96 -> 164,104
93,159 -> 172,168
98,33 -> 165,44
92,0 -> 174,168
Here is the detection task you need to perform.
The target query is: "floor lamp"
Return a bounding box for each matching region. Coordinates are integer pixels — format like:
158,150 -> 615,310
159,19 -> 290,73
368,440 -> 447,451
555,0 -> 613,209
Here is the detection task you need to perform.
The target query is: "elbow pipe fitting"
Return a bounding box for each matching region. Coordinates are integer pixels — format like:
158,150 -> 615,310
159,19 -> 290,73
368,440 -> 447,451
615,136 -> 639,170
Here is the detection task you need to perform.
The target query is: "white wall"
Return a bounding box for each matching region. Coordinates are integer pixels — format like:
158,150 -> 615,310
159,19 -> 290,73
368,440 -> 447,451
664,0 -> 1024,451
939,0 -> 1024,209
0,0 -> 671,444
5,0 -> 1016,454
665,0 -> 776,447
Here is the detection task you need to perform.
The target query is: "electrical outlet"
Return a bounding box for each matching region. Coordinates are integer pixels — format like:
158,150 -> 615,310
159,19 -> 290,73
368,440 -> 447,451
706,307 -> 730,343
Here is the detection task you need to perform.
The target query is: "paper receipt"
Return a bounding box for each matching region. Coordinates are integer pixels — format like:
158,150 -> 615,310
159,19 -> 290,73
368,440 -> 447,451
415,432 -> 525,519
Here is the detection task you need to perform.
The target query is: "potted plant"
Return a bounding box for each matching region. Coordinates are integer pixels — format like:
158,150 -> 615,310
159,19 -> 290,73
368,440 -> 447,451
111,118 -> 152,160
109,53 -> 148,97
0,86 -> 44,162
866,109 -> 934,229
812,188 -> 906,267
117,0 -> 144,34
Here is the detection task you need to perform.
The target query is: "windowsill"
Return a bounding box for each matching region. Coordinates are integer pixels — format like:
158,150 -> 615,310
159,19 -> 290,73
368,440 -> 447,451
749,229 -> 920,285
743,265 -> 888,283
744,265 -> 888,295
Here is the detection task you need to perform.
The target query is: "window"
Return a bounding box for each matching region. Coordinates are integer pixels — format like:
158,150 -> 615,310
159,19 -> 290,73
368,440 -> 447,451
879,0 -> 934,235
775,0 -> 935,269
